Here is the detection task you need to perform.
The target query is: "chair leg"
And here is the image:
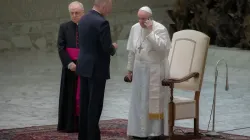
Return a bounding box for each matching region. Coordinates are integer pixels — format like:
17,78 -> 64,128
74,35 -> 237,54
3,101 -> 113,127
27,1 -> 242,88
194,91 -> 200,136
168,102 -> 174,138
194,117 -> 199,135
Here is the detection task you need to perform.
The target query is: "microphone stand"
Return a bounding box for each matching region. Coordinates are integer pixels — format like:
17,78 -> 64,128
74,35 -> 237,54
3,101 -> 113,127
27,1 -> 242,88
206,58 -> 229,137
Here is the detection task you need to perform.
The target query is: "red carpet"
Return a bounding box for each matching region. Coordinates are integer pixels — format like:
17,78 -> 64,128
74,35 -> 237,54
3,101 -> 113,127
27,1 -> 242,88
0,119 -> 249,140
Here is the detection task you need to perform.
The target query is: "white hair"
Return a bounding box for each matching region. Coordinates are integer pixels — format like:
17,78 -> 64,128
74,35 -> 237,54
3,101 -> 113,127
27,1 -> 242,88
68,1 -> 84,11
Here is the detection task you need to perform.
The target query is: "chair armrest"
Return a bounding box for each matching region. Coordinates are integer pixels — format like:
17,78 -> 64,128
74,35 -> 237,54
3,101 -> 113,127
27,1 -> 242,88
162,72 -> 199,86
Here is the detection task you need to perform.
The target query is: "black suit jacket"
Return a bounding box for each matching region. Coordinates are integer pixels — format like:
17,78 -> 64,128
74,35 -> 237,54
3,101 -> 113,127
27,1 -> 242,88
76,10 -> 116,79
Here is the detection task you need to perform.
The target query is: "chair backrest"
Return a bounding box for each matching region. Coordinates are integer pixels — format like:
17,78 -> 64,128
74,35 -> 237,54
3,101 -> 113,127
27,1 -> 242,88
168,30 -> 210,91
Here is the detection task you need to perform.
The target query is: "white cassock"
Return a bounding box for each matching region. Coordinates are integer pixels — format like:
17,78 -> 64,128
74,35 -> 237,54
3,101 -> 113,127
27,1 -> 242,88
126,20 -> 171,137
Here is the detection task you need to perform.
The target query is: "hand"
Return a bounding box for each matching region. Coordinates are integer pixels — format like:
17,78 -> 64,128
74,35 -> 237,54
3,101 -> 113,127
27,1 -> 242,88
127,71 -> 132,81
112,43 -> 118,49
69,62 -> 76,71
144,19 -> 153,31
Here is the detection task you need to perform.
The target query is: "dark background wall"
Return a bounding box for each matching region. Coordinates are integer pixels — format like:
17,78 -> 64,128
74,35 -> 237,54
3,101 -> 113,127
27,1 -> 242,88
0,0 -> 175,52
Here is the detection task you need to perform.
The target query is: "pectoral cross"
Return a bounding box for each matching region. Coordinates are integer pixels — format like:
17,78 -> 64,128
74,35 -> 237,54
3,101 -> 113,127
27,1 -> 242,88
138,45 -> 143,53
137,29 -> 146,53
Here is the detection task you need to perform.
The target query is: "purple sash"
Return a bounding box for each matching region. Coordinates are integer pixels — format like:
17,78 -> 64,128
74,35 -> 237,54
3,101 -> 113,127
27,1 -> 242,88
66,48 -> 80,116
66,48 -> 79,60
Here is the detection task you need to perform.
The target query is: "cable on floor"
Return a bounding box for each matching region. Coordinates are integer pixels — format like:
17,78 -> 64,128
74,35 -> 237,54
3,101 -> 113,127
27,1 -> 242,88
217,127 -> 250,133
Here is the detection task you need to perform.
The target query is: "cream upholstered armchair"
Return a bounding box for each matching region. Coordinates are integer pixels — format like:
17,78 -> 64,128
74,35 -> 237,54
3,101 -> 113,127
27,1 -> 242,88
162,30 -> 210,139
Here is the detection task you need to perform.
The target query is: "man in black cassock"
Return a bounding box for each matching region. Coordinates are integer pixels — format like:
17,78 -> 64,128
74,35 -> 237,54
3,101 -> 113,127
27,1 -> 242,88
57,1 -> 84,133
76,0 -> 117,139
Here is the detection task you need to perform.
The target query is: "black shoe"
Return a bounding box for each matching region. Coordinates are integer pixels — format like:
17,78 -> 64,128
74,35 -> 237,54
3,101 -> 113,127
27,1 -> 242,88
148,136 -> 160,140
131,136 -> 148,139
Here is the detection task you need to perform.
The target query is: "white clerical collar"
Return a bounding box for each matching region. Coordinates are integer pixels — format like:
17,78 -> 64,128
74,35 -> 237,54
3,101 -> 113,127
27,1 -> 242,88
141,27 -> 150,32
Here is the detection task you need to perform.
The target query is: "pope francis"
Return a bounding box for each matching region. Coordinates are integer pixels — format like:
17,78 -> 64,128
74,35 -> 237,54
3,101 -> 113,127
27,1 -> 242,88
126,6 -> 172,139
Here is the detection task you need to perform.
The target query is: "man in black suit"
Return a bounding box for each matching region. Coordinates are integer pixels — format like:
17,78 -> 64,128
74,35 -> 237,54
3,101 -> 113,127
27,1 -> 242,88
76,0 -> 117,139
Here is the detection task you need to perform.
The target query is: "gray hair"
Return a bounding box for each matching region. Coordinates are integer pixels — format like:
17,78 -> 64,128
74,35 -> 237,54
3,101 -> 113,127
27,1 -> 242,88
68,1 -> 84,11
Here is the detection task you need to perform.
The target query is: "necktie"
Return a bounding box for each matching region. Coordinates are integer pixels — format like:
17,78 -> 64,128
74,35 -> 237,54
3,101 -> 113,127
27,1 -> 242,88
76,26 -> 79,48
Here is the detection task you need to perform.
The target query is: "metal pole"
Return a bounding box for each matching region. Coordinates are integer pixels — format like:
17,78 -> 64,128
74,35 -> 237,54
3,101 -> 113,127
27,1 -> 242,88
206,58 -> 229,137
212,70 -> 218,132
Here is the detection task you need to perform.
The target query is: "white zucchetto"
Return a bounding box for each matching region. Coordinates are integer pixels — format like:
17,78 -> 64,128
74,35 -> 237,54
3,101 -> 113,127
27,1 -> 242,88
139,6 -> 152,15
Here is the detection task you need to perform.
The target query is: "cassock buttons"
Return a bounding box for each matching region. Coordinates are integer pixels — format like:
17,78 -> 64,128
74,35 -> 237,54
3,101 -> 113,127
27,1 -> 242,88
76,26 -> 79,48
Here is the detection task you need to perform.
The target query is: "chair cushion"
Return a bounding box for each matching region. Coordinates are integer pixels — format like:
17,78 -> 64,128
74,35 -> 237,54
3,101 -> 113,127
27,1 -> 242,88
173,96 -> 196,120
